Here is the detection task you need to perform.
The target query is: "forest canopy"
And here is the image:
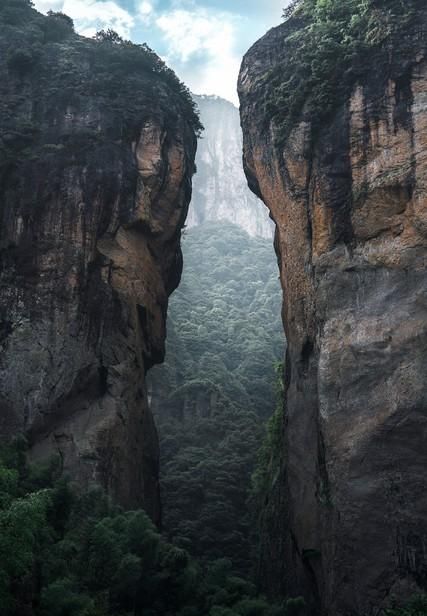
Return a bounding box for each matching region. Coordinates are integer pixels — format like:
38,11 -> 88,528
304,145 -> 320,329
149,223 -> 284,576
0,438 -> 302,616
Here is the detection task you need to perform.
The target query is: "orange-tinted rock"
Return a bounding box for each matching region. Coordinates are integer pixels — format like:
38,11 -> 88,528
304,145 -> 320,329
239,10 -> 427,616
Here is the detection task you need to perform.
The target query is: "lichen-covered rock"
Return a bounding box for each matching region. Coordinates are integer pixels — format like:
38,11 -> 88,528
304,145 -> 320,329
0,1 -> 199,522
239,6 -> 427,615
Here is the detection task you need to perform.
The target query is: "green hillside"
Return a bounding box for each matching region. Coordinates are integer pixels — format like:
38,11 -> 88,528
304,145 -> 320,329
149,222 -> 284,575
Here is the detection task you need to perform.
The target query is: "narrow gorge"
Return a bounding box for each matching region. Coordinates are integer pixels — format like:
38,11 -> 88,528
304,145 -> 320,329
0,1 -> 426,616
148,95 -> 283,576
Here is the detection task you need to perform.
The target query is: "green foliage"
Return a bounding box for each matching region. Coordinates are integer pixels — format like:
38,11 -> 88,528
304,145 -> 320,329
42,11 -> 74,42
0,439 -> 288,616
150,223 -> 284,574
0,484 -> 52,612
39,579 -> 96,616
7,48 -> 37,74
87,28 -> 202,136
94,28 -> 124,44
283,597 -> 307,616
0,0 -> 35,26
385,595 -> 427,616
264,0 -> 422,144
251,363 -> 284,504
0,2 -> 202,175
3,0 -> 34,5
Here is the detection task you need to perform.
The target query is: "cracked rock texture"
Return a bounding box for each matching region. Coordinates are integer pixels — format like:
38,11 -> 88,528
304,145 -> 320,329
239,8 -> 427,616
0,5 -> 198,522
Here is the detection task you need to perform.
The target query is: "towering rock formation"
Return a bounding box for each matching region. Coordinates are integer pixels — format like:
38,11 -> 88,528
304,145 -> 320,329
239,4 -> 427,615
0,1 -> 199,522
187,95 -> 273,238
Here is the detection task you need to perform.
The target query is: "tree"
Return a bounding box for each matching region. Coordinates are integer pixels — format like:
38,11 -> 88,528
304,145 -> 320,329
43,11 -> 75,41
95,29 -> 125,44
265,0 -> 420,144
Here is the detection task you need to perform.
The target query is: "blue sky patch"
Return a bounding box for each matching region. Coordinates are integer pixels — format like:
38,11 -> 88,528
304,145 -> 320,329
33,0 -> 288,104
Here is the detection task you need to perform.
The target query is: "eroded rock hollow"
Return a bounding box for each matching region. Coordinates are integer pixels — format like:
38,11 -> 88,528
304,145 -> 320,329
0,6 -> 198,522
239,6 -> 427,615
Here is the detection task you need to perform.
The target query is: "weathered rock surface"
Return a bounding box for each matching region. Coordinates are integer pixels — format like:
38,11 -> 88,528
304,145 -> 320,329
239,9 -> 427,616
187,95 -> 273,238
0,4 -> 198,522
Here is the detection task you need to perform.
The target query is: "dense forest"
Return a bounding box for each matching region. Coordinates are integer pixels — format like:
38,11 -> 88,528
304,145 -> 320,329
0,438 -> 308,616
148,223 -> 284,574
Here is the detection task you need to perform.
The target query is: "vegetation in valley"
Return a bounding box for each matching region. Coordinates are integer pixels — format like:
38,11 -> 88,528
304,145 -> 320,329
0,438 -> 304,616
0,435 -> 423,616
262,0 -> 425,144
149,223 -> 284,576
385,596 -> 427,616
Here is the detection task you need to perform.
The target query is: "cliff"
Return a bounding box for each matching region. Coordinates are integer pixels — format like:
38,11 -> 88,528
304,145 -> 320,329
0,1 -> 200,522
239,2 -> 427,614
187,95 -> 273,238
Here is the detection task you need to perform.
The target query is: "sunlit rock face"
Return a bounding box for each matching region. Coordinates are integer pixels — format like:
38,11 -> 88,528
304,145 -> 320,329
188,95 -> 273,238
0,6 -> 198,522
239,9 -> 427,616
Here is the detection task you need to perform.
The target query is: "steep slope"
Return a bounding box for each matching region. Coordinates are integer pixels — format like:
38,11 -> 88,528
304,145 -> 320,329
187,95 -> 273,238
239,1 -> 427,614
0,1 -> 200,521
149,222 -> 283,574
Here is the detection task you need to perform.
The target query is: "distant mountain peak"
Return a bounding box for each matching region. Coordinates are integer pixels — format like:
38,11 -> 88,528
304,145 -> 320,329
189,94 -> 273,239
194,93 -> 237,109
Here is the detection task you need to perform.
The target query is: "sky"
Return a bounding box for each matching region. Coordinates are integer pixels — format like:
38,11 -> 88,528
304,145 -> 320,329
32,0 -> 288,105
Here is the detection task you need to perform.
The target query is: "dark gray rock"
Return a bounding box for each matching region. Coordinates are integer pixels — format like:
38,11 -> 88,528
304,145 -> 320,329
239,7 -> 427,615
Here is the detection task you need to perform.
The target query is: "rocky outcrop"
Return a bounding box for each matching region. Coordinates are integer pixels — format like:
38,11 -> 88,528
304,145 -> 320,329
187,95 -> 273,238
239,7 -> 427,616
0,2 -> 199,522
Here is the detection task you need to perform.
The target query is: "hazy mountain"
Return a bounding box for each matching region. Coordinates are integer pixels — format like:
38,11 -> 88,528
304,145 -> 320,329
188,95 -> 274,238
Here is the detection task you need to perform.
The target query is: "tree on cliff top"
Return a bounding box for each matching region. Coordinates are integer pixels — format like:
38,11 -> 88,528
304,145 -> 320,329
0,1 -> 202,141
268,0 -> 423,143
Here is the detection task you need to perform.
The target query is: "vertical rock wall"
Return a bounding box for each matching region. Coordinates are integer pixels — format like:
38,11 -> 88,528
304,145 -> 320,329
0,4 -> 198,521
239,10 -> 427,615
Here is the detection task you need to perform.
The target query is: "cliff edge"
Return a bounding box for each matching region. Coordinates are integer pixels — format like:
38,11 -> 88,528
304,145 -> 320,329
0,1 -> 200,522
239,2 -> 427,614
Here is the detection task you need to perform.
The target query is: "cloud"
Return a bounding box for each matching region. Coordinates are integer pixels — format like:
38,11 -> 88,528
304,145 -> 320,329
31,0 -> 286,104
137,0 -> 154,23
156,9 -> 234,62
33,0 -> 63,11
155,7 -> 241,104
33,0 -> 135,39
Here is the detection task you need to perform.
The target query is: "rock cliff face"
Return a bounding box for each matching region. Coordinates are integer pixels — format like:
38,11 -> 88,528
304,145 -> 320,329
0,3 -> 199,522
239,8 -> 427,616
187,95 -> 273,238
